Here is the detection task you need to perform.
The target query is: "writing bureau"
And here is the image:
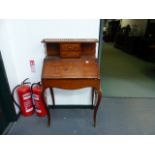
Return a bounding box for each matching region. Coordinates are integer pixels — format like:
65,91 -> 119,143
41,39 -> 102,127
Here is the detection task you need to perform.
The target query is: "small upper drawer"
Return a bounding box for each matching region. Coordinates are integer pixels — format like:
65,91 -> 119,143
60,43 -> 81,58
60,43 -> 81,51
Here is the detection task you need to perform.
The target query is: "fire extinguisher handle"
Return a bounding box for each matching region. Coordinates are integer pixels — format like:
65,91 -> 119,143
12,85 -> 21,111
37,81 -> 41,86
31,81 -> 41,91
24,82 -> 31,85
31,83 -> 37,92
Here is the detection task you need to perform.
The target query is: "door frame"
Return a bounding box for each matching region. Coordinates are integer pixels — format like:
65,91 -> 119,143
0,51 -> 17,134
98,19 -> 104,65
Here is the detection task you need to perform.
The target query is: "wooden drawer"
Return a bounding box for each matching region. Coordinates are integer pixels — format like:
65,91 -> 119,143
60,43 -> 81,58
60,43 -> 81,51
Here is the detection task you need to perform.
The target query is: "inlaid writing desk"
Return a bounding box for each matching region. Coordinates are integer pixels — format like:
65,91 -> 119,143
41,39 -> 102,127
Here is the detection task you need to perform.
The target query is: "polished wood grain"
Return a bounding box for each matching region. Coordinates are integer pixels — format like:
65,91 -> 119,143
42,38 -> 98,43
42,79 -> 100,90
60,43 -> 81,51
42,57 -> 99,79
60,43 -> 81,58
41,38 -> 102,127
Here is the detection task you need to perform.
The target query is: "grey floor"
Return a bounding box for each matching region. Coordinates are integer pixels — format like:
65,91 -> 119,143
101,43 -> 155,97
7,97 -> 155,135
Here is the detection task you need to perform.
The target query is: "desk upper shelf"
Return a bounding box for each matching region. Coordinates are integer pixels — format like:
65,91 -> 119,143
42,38 -> 98,58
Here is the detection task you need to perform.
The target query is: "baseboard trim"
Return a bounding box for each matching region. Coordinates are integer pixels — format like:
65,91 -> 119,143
48,105 -> 93,109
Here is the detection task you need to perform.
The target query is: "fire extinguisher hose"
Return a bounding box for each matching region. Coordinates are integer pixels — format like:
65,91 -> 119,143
31,81 -> 42,109
12,84 -> 21,110
31,81 -> 41,98
31,81 -> 41,91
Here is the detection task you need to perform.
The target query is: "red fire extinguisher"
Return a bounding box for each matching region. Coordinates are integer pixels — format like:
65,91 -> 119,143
31,82 -> 48,117
12,78 -> 34,116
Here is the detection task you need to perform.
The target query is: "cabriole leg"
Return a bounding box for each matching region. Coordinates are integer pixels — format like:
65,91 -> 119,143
93,88 -> 102,127
91,88 -> 94,109
50,88 -> 55,109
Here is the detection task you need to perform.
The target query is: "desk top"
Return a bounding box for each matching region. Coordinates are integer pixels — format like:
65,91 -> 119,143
42,38 -> 98,43
42,56 -> 100,79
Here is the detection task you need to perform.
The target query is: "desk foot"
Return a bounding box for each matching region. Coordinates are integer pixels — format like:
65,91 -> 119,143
93,88 -> 102,127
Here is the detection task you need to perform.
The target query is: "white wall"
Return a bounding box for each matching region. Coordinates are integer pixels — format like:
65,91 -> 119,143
6,20 -> 100,83
0,20 -> 19,113
121,19 -> 148,36
0,20 -> 18,90
0,20 -> 100,111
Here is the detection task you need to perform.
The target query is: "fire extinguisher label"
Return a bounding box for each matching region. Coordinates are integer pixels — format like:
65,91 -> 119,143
23,93 -> 31,100
33,94 -> 39,101
36,109 -> 41,113
24,100 -> 33,112
35,100 -> 42,113
26,107 -> 33,112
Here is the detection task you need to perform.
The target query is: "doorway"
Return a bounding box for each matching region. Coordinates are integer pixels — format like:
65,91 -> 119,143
100,19 -> 155,97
